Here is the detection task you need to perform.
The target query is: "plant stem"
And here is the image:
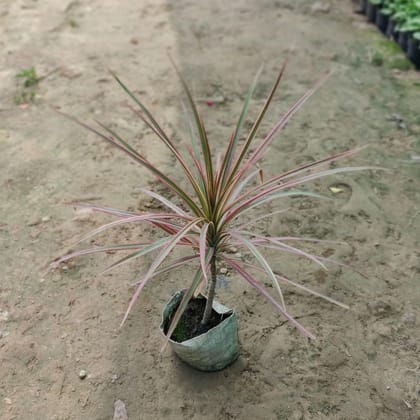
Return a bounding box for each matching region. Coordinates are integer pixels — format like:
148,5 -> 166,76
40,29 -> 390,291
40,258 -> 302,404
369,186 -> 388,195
201,254 -> 217,326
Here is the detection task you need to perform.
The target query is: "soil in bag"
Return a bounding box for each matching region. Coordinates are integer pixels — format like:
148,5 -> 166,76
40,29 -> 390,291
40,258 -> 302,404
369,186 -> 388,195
165,296 -> 232,342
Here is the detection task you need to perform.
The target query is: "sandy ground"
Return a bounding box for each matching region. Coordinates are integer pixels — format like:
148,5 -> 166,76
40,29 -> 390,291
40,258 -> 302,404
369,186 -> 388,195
1,0 -> 420,419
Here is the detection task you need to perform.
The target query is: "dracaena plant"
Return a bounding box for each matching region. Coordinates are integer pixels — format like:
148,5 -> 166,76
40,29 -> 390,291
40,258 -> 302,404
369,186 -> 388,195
51,58 -> 370,341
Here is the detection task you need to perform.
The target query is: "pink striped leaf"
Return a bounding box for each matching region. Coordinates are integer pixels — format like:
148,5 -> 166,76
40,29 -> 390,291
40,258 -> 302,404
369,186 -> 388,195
49,242 -> 148,271
120,218 -> 203,326
68,202 -> 138,218
231,232 -> 286,309
131,254 -> 199,286
231,146 -> 366,206
240,231 -> 328,270
231,257 -> 349,310
234,208 -> 290,231
101,237 -> 171,274
168,55 -> 214,199
224,190 -> 329,225
218,65 -> 263,188
222,256 -> 316,339
237,71 -> 332,179
223,59 -> 289,188
73,213 -> 192,245
139,189 -> 188,216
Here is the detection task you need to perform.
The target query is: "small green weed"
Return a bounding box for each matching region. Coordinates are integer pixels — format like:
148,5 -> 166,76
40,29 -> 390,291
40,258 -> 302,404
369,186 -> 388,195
68,18 -> 79,28
15,67 -> 39,105
371,41 -> 414,70
15,91 -> 36,105
16,67 -> 39,87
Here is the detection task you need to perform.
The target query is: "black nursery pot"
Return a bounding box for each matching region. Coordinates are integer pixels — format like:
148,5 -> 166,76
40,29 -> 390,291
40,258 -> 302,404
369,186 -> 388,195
407,37 -> 420,69
386,18 -> 398,40
366,2 -> 377,23
375,10 -> 389,34
398,31 -> 411,53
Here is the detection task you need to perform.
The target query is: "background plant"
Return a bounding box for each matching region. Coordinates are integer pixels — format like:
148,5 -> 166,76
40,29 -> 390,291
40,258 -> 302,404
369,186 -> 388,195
51,58 -> 374,342
15,67 -> 39,105
380,0 -> 420,36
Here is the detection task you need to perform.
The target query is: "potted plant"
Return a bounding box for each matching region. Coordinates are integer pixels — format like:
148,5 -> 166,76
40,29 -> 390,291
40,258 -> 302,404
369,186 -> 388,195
51,58 -> 373,371
359,0 -> 368,14
366,0 -> 382,22
407,31 -> 420,68
363,0 -> 420,68
384,0 -> 405,39
395,3 -> 420,51
399,15 -> 420,52
376,1 -> 393,33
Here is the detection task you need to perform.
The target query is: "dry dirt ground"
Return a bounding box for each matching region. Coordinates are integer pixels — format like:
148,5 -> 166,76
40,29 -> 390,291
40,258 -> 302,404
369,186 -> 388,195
1,0 -> 420,419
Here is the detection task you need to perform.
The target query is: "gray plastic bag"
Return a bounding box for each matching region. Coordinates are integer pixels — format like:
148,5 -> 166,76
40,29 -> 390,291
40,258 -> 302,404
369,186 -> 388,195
160,290 -> 240,371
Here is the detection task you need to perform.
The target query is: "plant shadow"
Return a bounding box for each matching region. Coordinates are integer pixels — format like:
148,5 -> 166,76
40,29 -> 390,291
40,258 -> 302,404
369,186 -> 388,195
172,353 -> 248,390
